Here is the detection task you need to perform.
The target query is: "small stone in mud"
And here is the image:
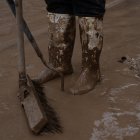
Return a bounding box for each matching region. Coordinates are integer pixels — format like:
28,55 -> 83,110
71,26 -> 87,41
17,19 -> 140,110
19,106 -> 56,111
118,56 -> 127,63
118,55 -> 140,77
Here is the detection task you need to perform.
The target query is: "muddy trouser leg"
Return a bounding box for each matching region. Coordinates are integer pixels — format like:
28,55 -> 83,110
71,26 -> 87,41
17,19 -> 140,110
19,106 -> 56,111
70,16 -> 103,95
34,12 -> 76,84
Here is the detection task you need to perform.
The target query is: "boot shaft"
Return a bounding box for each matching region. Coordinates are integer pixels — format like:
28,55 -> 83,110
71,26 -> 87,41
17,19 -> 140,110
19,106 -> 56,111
79,16 -> 104,71
47,12 -> 76,71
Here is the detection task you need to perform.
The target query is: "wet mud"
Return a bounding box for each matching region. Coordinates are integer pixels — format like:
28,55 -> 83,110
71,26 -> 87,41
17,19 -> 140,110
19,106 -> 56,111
0,0 -> 140,140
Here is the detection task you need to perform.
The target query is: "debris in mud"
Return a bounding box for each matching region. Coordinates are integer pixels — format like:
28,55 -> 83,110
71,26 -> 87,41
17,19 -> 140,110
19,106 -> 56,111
118,55 -> 140,77
90,82 -> 140,140
118,56 -> 127,63
90,111 -> 140,140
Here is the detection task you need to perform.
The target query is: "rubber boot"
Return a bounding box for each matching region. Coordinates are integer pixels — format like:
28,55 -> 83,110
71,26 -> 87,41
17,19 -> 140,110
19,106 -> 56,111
70,16 -> 103,95
35,12 -> 76,84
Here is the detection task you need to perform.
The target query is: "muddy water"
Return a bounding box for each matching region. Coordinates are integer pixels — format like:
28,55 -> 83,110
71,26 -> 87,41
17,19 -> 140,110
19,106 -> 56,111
0,0 -> 140,140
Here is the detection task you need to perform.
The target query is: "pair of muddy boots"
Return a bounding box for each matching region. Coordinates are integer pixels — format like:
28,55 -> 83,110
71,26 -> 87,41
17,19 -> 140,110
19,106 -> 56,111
35,13 -> 103,95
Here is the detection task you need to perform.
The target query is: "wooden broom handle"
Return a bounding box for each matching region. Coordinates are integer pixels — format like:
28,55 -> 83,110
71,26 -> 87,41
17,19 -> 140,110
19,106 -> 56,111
15,0 -> 27,86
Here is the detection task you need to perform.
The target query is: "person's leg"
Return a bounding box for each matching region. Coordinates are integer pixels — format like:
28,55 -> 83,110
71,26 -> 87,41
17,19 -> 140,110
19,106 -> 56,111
70,16 -> 104,95
44,0 -> 74,15
73,0 -> 106,17
35,12 -> 76,84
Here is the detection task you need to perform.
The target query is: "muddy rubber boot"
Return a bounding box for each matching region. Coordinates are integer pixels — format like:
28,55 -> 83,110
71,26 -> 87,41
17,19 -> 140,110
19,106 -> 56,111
35,13 -> 76,84
70,17 -> 103,95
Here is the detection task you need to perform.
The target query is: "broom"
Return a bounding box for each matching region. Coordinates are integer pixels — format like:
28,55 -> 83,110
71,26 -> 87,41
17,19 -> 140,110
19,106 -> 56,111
12,0 -> 62,134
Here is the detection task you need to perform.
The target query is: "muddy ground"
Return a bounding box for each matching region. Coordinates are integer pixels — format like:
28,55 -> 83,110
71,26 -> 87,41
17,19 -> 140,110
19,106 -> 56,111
0,0 -> 140,140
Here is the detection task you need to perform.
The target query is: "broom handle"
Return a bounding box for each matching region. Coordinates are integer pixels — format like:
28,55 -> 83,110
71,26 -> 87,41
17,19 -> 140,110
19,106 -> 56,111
6,0 -> 46,66
15,0 -> 27,87
6,0 -> 58,72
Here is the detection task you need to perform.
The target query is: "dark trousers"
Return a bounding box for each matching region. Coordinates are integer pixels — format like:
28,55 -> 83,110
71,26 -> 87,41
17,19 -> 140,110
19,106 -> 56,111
44,0 -> 106,17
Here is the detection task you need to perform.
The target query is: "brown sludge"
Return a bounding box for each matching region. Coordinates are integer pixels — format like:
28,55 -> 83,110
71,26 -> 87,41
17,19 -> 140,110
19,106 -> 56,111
1,0 -> 140,140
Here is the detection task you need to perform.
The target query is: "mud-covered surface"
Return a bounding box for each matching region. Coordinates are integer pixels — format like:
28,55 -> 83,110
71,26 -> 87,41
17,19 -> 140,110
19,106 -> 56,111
0,0 -> 140,140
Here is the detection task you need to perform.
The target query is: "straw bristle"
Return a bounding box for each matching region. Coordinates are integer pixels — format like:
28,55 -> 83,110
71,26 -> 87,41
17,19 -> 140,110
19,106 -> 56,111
32,81 -> 63,134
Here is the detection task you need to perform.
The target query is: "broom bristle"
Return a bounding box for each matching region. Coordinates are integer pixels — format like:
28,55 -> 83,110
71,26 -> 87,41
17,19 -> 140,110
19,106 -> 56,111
32,80 -> 63,134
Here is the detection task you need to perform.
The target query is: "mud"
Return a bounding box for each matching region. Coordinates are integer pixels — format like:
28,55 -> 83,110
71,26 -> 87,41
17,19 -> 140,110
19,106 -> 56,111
0,0 -> 140,140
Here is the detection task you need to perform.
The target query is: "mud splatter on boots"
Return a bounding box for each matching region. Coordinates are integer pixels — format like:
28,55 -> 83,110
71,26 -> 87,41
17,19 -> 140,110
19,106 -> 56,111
35,13 -> 76,84
70,17 -> 103,95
